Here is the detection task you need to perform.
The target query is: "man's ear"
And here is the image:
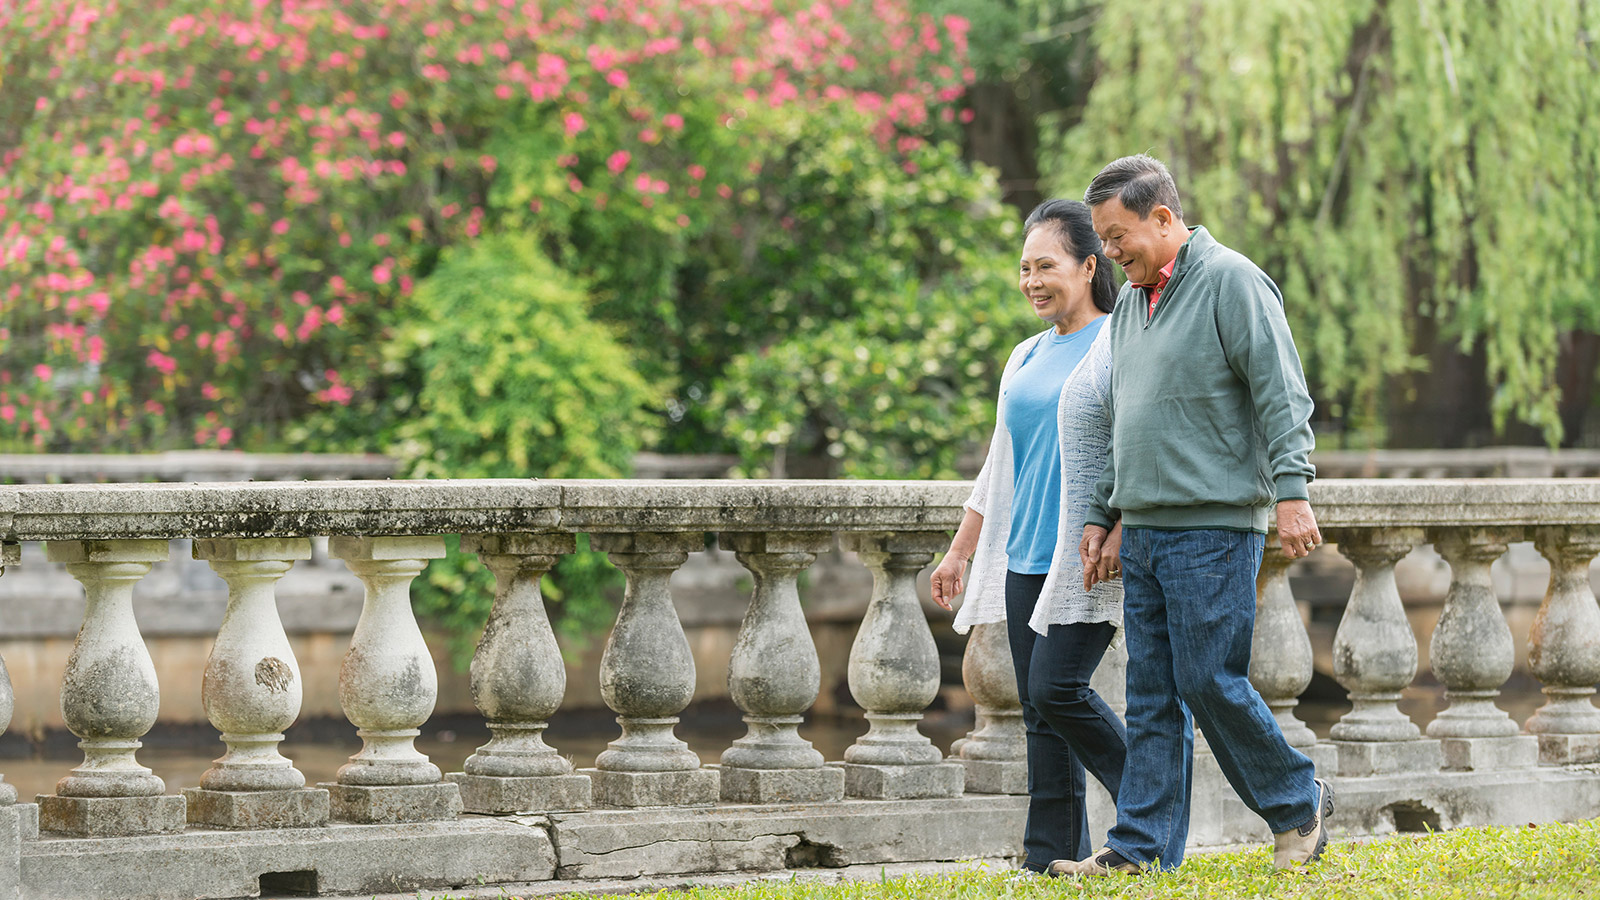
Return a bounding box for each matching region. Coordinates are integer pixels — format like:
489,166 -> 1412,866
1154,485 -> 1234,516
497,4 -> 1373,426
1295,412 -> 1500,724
1152,205 -> 1174,229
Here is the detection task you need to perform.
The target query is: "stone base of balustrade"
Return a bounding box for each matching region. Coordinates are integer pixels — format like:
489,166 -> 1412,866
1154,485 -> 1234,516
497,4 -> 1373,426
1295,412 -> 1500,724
580,767 -> 719,808
18,818 -> 554,900
840,762 -> 965,800
544,795 -> 1026,880
955,759 -> 1027,795
1330,739 -> 1444,777
1535,733 -> 1600,765
714,764 -> 846,804
36,794 -> 186,838
11,805 -> 37,843
1439,735 -> 1539,772
1300,742 -> 1339,777
322,782 -> 463,825
182,787 -> 330,829
445,773 -> 593,814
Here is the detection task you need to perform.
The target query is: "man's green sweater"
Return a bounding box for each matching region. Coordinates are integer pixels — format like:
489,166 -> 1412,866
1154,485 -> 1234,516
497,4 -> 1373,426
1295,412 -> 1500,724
1085,226 -> 1316,534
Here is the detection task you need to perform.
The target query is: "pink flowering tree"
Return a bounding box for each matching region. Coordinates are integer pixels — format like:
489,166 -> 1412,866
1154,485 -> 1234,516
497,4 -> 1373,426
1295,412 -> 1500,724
0,0 -> 977,453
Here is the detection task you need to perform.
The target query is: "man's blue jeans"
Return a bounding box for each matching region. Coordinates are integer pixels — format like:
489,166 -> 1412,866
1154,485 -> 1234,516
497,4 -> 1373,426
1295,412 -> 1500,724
1104,527 -> 1318,870
1004,571 -> 1128,870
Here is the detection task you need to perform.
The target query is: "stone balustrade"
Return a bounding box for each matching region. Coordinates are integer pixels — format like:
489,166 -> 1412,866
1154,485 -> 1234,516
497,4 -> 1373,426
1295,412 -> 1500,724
0,478 -> 1595,899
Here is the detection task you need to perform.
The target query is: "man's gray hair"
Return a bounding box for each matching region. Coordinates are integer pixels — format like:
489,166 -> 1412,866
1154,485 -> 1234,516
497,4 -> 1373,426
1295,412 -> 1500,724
1084,154 -> 1184,220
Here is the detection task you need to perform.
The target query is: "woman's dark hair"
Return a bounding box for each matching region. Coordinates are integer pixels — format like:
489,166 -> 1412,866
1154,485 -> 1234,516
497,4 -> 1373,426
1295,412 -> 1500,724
1023,198 -> 1117,314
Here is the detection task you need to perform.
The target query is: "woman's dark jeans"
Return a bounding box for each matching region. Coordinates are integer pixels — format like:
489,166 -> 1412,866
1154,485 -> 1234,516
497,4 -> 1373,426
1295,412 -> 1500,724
1004,570 -> 1128,871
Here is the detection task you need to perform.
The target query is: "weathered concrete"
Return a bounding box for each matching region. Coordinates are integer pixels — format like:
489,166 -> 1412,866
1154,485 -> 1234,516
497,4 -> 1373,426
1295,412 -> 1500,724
192,539 -> 313,798
718,533 -> 839,803
1526,527 -> 1600,763
327,536 -> 451,808
1251,539 -> 1320,747
840,761 -> 966,800
182,787 -> 329,829
588,533 -> 717,806
446,773 -> 593,814
714,765 -> 845,804
1437,735 -> 1539,772
543,796 -> 1027,879
20,818 -> 552,900
580,767 -> 720,809
951,622 -> 1026,795
0,805 -> 20,900
455,534 -> 587,813
1329,529 -> 1432,775
323,782 -> 462,825
1426,529 -> 1523,738
36,794 -> 186,838
838,533 -> 962,800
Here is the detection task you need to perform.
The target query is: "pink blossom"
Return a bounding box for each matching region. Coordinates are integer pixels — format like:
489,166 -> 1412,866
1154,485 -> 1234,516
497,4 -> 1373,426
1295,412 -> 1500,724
146,350 -> 177,375
662,113 -> 684,130
607,150 -> 631,174
32,364 -> 52,382
605,69 -> 630,89
564,112 -> 586,136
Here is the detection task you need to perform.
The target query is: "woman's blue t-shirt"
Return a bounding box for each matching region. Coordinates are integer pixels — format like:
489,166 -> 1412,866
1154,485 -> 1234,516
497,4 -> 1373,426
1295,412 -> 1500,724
1004,316 -> 1106,575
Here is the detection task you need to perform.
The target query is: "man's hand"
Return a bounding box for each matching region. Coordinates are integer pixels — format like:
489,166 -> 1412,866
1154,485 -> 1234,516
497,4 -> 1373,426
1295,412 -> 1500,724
1095,522 -> 1124,586
1276,499 -> 1322,559
1080,524 -> 1108,591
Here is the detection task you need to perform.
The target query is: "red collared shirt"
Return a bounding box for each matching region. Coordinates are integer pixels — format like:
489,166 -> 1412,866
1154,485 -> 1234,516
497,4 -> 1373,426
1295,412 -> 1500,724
1134,257 -> 1178,317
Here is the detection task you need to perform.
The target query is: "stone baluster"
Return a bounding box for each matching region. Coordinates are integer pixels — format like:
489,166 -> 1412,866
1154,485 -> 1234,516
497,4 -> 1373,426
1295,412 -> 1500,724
446,533 -> 591,813
1426,528 -> 1538,770
1248,535 -> 1337,774
1527,527 -> 1600,764
582,533 -> 718,807
38,540 -> 186,836
0,543 -> 16,810
325,536 -> 461,823
838,532 -> 964,799
185,538 -> 329,828
716,532 -> 844,803
951,621 -> 1026,794
1327,528 -> 1441,776
1249,537 -> 1318,749
0,543 -> 36,853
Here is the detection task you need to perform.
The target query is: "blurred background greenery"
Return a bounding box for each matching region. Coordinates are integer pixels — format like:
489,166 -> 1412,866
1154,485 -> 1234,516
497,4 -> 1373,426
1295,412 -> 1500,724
3,0 -> 1597,649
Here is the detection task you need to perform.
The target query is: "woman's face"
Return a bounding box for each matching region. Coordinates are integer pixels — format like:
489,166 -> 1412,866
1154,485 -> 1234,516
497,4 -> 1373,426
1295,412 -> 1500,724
1019,226 -> 1094,332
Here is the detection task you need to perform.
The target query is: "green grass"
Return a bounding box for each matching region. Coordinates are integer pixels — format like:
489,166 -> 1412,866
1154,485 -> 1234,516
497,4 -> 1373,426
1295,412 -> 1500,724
570,820 -> 1600,900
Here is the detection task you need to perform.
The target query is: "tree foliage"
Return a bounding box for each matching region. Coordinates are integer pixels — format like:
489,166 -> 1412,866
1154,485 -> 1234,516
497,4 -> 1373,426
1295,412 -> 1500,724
1041,0 -> 1600,445
0,0 -> 974,452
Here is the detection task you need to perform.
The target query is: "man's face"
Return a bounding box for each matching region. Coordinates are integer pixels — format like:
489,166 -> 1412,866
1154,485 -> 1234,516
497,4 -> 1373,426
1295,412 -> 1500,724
1091,196 -> 1175,287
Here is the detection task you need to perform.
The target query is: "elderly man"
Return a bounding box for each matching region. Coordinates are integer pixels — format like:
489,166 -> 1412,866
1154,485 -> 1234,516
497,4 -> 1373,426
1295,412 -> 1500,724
1057,154 -> 1330,875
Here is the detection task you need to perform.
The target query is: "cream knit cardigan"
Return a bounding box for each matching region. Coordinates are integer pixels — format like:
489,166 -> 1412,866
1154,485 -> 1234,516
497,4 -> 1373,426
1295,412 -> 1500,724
952,322 -> 1122,636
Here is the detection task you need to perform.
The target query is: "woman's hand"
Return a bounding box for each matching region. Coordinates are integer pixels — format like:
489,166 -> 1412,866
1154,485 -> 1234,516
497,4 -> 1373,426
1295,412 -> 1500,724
930,552 -> 968,611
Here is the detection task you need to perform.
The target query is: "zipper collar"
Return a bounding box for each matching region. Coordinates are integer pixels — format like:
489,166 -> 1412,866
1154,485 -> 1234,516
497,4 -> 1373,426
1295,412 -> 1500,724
1142,226 -> 1204,329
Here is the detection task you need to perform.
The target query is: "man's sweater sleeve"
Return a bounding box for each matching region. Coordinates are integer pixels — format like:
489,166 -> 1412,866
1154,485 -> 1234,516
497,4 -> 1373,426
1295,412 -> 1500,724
1085,444 -> 1118,529
1217,265 -> 1316,501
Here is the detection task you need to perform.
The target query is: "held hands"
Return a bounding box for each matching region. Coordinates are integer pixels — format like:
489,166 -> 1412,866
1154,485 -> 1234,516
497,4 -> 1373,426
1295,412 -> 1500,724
1276,499 -> 1323,559
930,551 -> 968,611
1079,523 -> 1123,591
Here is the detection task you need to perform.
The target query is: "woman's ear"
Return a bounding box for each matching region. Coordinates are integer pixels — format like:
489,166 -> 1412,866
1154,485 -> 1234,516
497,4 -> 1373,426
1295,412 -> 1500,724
1083,254 -> 1096,281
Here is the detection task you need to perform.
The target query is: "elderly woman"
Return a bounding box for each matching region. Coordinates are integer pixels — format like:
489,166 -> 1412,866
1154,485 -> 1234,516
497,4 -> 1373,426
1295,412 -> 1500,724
930,198 -> 1126,875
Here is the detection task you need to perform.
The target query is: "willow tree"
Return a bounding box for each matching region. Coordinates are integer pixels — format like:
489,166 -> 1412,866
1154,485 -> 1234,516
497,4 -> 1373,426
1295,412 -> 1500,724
1041,0 -> 1600,445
